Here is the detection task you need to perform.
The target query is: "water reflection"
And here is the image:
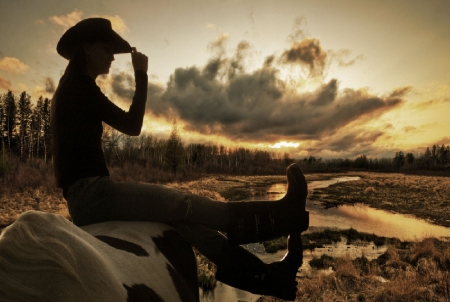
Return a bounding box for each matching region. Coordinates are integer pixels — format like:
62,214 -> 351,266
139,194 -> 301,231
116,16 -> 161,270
250,176 -> 450,240
204,176 -> 450,301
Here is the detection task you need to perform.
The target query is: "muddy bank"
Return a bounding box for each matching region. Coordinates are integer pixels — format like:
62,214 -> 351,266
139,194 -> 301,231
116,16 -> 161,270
310,172 -> 450,228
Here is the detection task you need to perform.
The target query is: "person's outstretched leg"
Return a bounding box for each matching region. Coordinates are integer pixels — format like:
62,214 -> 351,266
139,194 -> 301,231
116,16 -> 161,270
67,164 -> 308,244
173,223 -> 303,301
226,163 -> 309,244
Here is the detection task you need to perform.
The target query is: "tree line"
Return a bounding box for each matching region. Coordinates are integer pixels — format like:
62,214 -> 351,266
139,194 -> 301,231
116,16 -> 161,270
101,120 -> 291,175
1,91 -> 51,162
2,90 -> 450,176
297,145 -> 450,173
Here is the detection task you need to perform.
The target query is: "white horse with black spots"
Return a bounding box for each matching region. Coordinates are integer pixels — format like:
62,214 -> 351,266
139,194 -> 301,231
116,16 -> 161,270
0,211 -> 199,302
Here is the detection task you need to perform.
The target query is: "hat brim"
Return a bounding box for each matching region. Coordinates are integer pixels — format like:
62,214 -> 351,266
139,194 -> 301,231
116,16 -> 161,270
57,18 -> 132,60
106,30 -> 133,55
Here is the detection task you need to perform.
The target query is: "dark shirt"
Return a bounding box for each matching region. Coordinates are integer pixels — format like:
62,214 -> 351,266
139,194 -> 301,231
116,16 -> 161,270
51,71 -> 148,192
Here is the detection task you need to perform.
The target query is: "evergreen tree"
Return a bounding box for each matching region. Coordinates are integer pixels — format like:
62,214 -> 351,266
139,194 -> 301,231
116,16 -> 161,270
41,98 -> 51,162
393,151 -> 405,169
423,147 -> 432,169
0,93 -> 4,150
17,91 -> 33,158
2,91 -> 16,151
30,97 -> 44,159
283,151 -> 293,166
164,119 -> 184,175
406,152 -> 415,165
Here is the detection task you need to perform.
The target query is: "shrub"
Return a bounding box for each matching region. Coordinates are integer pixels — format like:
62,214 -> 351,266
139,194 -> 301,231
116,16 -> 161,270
310,254 -> 335,270
263,236 -> 287,253
364,186 -> 376,195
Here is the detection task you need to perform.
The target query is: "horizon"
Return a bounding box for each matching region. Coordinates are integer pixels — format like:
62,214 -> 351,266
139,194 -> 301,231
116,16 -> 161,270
1,0 -> 449,159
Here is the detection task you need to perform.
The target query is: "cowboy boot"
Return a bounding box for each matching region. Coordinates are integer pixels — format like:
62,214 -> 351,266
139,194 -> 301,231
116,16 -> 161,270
216,233 -> 303,301
227,163 -> 309,245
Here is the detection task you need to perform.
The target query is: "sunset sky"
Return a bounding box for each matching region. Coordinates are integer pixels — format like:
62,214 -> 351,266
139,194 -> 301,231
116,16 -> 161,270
1,0 -> 449,159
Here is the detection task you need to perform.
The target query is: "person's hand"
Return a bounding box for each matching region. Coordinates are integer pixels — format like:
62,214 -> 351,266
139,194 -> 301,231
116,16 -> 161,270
131,47 -> 148,72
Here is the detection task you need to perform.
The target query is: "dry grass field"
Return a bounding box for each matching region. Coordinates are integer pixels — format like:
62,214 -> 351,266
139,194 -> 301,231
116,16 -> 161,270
1,161 -> 450,301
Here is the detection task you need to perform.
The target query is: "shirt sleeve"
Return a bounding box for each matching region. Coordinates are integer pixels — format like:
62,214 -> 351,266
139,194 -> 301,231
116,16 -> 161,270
97,70 -> 148,136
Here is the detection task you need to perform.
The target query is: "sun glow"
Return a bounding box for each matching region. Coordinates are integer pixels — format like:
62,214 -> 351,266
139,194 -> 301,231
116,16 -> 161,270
269,141 -> 301,149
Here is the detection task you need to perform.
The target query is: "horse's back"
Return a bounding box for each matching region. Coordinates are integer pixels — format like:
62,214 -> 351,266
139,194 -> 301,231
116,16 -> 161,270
0,211 -> 198,302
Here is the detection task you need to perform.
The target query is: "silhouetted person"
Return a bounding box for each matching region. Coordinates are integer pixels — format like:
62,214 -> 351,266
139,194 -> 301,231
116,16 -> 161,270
51,18 -> 309,300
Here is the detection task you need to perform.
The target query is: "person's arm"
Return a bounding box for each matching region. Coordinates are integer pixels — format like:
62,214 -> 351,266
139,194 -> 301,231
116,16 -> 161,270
100,49 -> 149,136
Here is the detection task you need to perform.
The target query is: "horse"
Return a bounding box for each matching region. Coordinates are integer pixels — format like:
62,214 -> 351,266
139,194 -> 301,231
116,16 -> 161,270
0,210 -> 199,302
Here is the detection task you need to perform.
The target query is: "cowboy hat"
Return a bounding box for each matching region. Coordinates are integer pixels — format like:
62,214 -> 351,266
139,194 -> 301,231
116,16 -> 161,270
57,18 -> 132,60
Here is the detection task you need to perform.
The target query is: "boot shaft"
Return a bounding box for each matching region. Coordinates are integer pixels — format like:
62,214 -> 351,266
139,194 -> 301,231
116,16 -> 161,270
227,200 -> 309,245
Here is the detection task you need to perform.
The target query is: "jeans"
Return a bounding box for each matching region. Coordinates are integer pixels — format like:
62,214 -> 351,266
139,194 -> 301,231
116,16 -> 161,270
65,176 -> 237,267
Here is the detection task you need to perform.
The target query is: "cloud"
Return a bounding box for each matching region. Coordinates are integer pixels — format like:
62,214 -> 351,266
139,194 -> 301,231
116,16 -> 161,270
111,72 -> 135,99
49,9 -> 128,35
0,57 -> 30,74
49,8 -> 84,31
303,129 -> 385,156
389,85 -> 413,98
280,38 -> 327,77
329,131 -> 384,153
32,77 -> 56,98
329,49 -> 365,68
205,23 -> 223,33
287,16 -> 308,43
146,82 -> 166,115
105,31 -> 407,158
0,76 -> 12,90
208,33 -> 230,56
110,72 -> 166,116
91,14 -> 129,35
45,77 -> 55,93
434,137 -> 450,147
411,96 -> 450,110
402,126 -> 418,133
139,38 -> 404,144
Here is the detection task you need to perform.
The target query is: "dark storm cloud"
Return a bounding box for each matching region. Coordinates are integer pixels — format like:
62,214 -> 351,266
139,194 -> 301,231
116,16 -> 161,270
146,81 -> 166,115
280,38 -> 327,76
111,72 -> 136,100
148,49 -> 403,143
111,36 -> 406,145
228,41 -> 252,79
45,77 -> 55,93
326,130 -> 384,152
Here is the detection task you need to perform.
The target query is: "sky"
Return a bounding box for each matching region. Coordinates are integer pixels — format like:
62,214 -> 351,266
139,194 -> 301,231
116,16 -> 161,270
1,0 -> 450,159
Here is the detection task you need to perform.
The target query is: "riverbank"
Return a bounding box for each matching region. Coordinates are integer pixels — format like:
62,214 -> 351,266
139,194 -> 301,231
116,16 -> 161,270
258,236 -> 450,302
196,228 -> 450,302
170,171 -> 450,230
169,172 -> 450,301
310,171 -> 450,228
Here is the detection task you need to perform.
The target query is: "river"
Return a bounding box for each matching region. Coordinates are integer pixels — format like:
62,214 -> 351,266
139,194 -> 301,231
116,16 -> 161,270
200,176 -> 450,302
